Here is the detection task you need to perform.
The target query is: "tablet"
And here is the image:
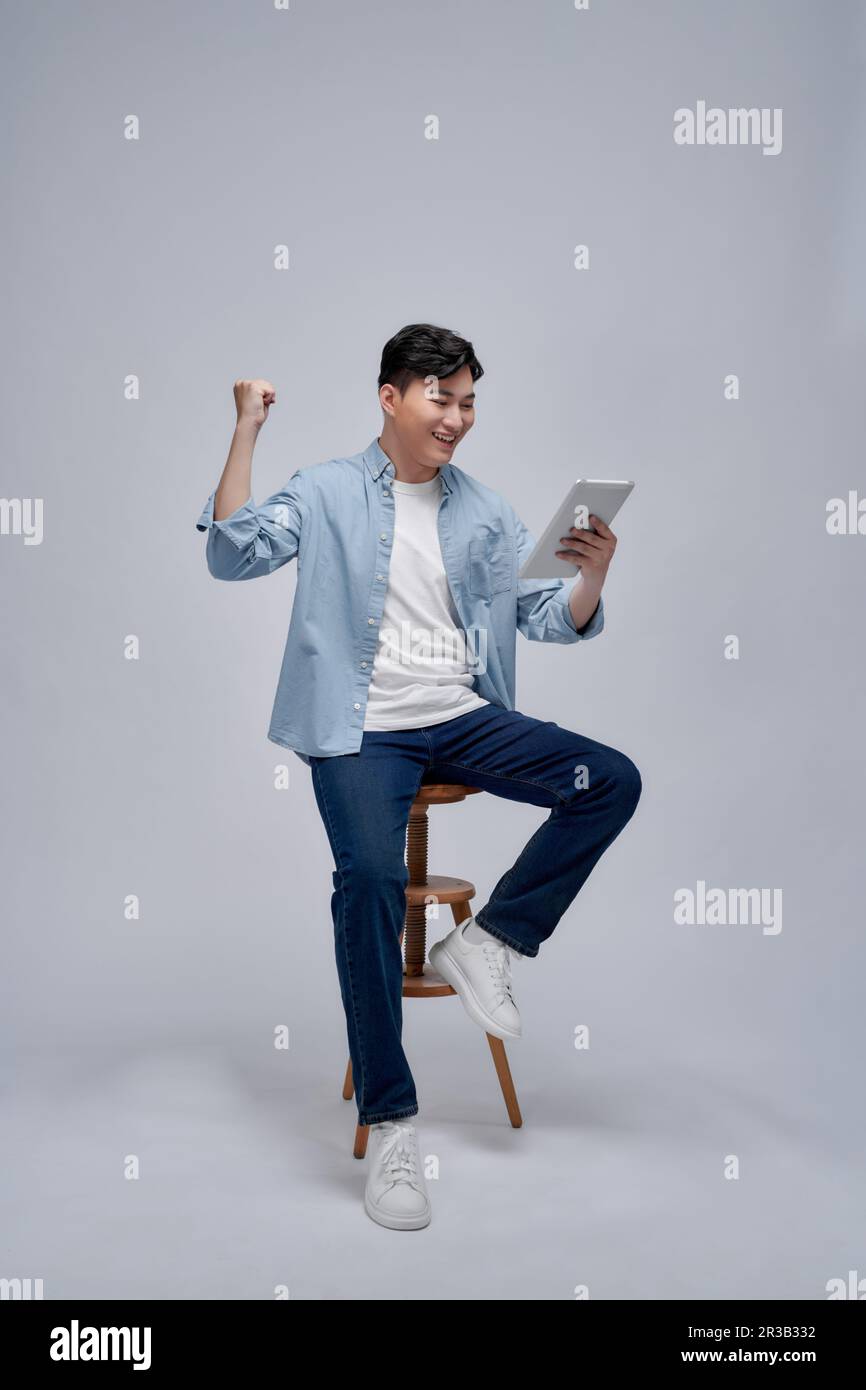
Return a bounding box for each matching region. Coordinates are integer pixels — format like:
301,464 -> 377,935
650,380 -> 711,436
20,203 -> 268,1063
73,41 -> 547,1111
518,478 -> 635,580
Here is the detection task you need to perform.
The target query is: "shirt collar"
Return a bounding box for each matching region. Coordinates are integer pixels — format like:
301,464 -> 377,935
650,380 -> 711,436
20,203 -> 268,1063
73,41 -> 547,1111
364,436 -> 453,495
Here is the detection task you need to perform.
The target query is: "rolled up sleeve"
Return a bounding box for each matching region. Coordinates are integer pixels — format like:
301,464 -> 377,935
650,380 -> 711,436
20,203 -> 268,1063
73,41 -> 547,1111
559,585 -> 605,638
195,470 -> 306,581
511,507 -> 605,644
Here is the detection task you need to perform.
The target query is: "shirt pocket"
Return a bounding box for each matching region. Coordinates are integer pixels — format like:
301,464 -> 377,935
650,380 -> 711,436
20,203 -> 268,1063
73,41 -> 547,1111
468,535 -> 514,598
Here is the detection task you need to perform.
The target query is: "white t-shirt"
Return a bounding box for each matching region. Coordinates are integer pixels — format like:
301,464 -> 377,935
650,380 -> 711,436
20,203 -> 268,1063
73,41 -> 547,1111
363,472 -> 490,731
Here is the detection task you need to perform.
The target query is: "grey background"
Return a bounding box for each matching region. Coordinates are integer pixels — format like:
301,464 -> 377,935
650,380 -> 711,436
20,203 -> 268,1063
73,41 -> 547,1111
3,0 -> 864,1299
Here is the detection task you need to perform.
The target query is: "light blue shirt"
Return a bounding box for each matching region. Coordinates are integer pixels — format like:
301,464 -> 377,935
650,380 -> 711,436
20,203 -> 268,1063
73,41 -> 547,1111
195,436 -> 604,765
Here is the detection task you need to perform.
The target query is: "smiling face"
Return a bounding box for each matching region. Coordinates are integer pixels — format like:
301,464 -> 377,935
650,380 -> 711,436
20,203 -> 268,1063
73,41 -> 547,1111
380,364 -> 476,471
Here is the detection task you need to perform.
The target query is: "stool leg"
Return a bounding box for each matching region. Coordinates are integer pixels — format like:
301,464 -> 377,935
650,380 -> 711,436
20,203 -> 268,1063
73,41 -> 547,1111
341,1058 -> 354,1100
450,901 -> 523,1129
341,1059 -> 371,1158
487,1035 -> 523,1128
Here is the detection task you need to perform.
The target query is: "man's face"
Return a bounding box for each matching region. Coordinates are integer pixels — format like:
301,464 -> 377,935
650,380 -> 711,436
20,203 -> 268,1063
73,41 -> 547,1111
384,364 -> 476,467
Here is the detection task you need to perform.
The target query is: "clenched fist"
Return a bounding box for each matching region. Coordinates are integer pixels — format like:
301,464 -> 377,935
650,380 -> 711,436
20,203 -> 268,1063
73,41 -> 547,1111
233,378 -> 276,431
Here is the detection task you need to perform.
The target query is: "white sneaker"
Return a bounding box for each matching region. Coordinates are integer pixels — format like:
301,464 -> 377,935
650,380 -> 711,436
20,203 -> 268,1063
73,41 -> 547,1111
428,919 -> 522,1040
364,1120 -> 431,1230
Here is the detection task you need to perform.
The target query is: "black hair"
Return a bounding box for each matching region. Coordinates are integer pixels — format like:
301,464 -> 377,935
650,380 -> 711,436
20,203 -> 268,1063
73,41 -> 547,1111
377,323 -> 484,397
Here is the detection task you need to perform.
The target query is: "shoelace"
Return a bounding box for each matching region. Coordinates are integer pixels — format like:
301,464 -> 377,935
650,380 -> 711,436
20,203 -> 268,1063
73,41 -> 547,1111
483,942 -> 517,1008
376,1122 -> 420,1185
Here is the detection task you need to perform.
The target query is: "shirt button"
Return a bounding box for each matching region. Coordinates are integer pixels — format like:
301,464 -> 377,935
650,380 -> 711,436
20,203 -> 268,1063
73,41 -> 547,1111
360,661 -> 367,668
379,532 -> 387,540
353,702 -> 361,710
376,573 -> 384,581
367,617 -> 375,625
382,488 -> 390,496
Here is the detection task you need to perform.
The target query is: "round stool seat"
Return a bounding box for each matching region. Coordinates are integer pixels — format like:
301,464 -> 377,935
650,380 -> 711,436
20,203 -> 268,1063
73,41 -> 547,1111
413,781 -> 483,806
405,873 -> 474,907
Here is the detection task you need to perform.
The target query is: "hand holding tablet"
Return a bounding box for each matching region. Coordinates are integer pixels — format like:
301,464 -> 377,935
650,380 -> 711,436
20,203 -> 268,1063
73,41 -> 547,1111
518,478 -> 634,580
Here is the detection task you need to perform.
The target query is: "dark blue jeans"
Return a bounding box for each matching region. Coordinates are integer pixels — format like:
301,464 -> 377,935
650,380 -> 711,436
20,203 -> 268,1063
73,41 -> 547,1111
308,702 -> 641,1126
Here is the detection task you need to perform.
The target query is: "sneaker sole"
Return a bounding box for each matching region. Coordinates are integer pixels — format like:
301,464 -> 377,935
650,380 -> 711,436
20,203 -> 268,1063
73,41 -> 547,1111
428,940 -> 522,1041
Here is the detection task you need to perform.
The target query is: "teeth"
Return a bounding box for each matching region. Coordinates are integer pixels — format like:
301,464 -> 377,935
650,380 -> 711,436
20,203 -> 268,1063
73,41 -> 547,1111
433,432 -> 455,443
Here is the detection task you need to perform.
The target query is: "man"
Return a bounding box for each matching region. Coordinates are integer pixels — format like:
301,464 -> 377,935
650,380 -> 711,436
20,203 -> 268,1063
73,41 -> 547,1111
195,323 -> 641,1231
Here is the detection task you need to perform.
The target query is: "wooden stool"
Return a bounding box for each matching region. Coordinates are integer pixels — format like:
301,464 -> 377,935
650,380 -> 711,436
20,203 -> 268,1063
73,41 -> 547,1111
341,780 -> 523,1157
